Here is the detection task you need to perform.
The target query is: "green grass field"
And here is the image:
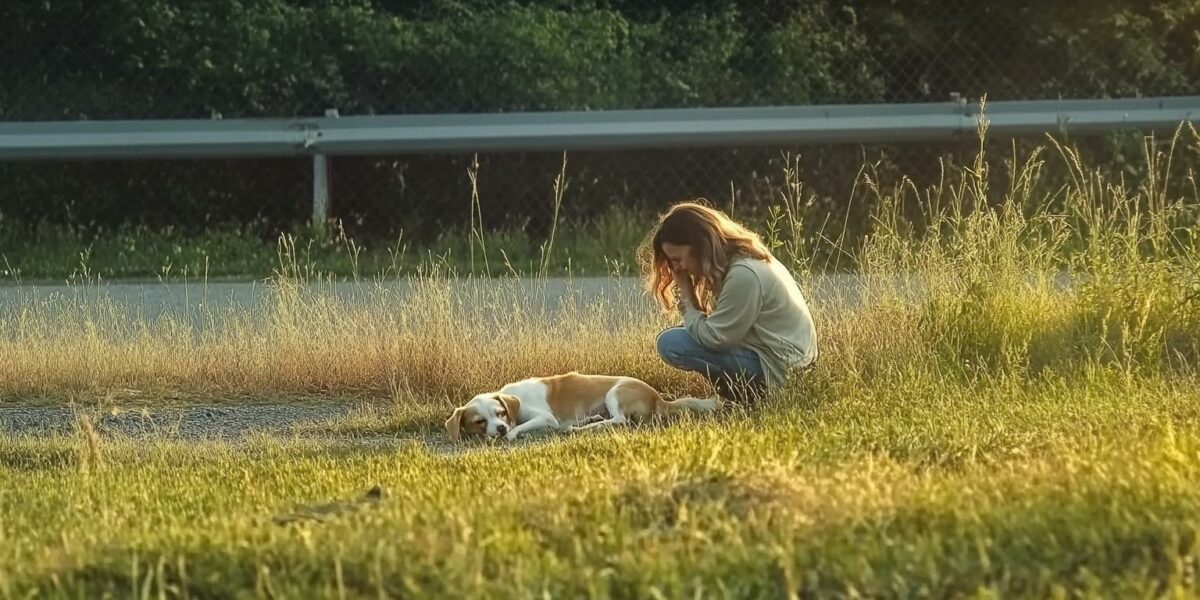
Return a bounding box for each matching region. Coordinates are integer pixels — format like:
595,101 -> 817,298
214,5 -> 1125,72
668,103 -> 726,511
5,375 -> 1200,598
3,128 -> 1200,597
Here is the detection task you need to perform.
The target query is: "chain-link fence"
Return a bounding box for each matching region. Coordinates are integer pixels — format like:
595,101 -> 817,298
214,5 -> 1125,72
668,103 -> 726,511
1,0 -> 1197,275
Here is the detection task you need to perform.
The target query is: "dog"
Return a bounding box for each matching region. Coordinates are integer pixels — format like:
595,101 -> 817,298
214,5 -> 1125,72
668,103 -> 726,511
444,371 -> 720,441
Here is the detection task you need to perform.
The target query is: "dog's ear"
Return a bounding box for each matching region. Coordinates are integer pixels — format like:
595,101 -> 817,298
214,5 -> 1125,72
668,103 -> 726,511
497,394 -> 521,425
444,407 -> 466,441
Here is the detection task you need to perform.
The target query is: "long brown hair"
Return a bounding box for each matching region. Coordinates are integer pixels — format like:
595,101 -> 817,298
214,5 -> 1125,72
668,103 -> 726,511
639,200 -> 771,311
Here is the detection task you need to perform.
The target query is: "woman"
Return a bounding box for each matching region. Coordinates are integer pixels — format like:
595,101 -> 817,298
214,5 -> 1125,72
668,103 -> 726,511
642,200 -> 818,403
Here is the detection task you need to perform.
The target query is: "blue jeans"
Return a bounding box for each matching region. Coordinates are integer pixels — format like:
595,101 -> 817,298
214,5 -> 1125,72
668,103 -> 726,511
655,327 -> 766,402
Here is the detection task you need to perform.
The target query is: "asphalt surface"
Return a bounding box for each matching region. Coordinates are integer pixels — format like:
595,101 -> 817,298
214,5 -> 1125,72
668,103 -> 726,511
0,274 -> 872,322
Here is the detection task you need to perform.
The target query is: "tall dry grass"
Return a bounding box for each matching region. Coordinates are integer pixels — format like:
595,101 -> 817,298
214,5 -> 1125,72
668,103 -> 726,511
794,117 -> 1200,399
0,265 -> 707,404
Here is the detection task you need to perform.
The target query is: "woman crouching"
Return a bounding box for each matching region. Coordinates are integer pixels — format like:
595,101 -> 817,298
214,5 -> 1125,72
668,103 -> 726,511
642,200 -> 818,404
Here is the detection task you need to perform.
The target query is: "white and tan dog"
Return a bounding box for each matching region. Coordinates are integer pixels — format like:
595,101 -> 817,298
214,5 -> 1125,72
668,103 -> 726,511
445,372 -> 719,441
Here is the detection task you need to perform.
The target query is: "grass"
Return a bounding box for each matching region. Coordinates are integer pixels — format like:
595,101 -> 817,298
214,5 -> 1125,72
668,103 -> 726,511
4,374 -> 1200,597
2,121 -> 1200,597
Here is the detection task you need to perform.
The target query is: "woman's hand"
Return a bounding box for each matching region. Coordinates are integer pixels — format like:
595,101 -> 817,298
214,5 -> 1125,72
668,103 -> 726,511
673,269 -> 700,310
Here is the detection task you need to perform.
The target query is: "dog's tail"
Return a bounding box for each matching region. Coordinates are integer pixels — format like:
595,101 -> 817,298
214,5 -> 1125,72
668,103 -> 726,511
654,393 -> 721,415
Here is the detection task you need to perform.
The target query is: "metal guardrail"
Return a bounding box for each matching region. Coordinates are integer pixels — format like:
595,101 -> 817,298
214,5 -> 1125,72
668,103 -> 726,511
2,97 -> 1196,161
1,96 -> 1195,227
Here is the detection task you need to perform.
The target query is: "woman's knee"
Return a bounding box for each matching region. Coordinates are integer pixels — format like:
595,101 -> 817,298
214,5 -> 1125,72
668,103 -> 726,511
655,327 -> 694,365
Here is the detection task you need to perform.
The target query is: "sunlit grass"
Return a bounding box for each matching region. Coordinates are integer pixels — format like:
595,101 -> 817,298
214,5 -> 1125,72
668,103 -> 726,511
3,371 -> 1200,597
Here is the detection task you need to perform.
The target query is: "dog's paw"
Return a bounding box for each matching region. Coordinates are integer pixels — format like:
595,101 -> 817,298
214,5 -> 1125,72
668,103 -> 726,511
504,430 -> 521,441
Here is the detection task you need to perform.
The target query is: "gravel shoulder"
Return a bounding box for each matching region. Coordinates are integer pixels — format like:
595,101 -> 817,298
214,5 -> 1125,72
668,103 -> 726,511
2,401 -> 378,440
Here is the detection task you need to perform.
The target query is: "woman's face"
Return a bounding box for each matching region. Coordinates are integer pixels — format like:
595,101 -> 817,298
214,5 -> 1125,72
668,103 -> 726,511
660,242 -> 700,275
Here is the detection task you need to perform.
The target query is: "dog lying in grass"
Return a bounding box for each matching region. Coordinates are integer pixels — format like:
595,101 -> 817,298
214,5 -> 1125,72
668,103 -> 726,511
445,371 -> 719,441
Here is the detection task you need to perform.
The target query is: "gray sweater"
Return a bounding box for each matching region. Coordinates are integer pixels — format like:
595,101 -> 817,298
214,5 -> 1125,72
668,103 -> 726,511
680,256 -> 818,389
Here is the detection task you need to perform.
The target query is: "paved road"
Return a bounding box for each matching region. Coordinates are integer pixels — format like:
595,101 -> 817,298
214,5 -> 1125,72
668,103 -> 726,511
0,277 -> 642,320
0,274 -> 871,325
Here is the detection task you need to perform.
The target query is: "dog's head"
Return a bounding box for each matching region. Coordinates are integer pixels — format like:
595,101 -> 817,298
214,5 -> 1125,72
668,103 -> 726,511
444,393 -> 521,440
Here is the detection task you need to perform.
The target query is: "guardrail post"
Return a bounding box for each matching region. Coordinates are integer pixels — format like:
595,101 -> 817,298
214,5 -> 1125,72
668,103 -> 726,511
311,108 -> 338,232
312,153 -> 330,232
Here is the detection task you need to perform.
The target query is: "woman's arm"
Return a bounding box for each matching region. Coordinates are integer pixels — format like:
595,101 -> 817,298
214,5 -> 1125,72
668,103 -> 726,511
680,266 -> 762,350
